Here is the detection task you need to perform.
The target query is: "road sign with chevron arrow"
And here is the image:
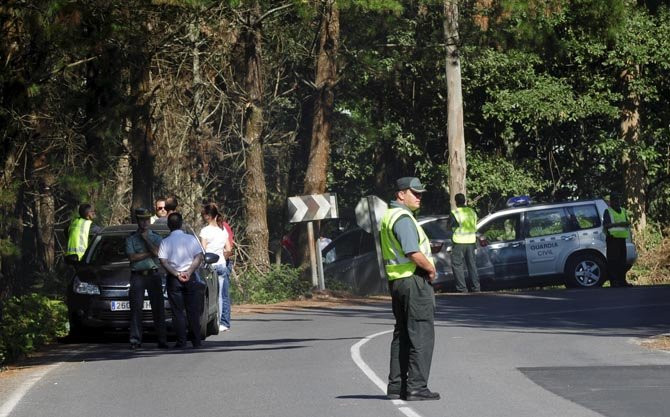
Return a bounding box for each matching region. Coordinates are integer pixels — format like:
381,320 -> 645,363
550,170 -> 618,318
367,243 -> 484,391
287,193 -> 339,223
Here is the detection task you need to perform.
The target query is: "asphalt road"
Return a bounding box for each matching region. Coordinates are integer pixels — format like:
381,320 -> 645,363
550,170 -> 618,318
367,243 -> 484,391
2,286 -> 670,417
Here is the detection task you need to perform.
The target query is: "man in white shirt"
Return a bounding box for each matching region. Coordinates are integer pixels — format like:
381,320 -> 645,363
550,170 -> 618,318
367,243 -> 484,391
158,212 -> 205,348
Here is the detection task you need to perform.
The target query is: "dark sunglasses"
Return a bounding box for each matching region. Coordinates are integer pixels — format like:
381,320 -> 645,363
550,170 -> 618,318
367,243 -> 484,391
408,189 -> 423,198
156,206 -> 166,210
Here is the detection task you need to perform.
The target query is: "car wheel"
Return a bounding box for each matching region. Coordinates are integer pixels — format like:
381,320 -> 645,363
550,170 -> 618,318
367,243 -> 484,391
565,253 -> 606,288
199,293 -> 209,340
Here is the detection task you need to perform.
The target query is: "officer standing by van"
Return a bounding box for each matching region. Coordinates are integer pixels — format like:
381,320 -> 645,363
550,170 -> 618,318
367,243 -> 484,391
380,177 -> 440,401
449,193 -> 480,293
603,193 -> 632,287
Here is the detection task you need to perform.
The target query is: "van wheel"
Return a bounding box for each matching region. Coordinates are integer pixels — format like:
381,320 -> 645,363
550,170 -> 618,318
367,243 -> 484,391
565,253 -> 606,288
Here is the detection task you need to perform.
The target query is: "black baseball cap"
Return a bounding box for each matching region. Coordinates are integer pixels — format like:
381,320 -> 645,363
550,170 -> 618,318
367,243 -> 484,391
396,177 -> 427,193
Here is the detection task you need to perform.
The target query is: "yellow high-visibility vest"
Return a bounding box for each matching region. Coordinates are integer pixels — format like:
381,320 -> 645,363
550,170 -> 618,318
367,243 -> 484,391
606,208 -> 630,239
65,218 -> 92,260
452,207 -> 477,244
380,207 -> 434,280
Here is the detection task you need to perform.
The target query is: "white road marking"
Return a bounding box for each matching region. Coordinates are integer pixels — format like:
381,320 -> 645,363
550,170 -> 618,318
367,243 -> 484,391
0,346 -> 91,417
0,363 -> 60,417
351,329 -> 426,417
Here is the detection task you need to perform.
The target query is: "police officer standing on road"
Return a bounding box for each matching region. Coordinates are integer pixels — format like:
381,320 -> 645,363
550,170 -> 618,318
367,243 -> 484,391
603,193 -> 633,287
159,212 -> 205,348
125,208 -> 167,350
448,193 -> 480,293
381,177 -> 440,401
65,203 -> 101,261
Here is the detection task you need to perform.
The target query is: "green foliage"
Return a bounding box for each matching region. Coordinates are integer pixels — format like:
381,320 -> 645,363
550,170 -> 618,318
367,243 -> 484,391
0,294 -> 68,366
232,264 -> 311,304
465,151 -> 549,212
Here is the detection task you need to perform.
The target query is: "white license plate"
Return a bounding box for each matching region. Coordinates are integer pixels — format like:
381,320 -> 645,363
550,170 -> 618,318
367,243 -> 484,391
110,300 -> 152,311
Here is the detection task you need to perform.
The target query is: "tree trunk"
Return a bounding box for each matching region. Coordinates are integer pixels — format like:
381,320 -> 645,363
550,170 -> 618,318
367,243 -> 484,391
295,0 -> 340,269
33,157 -> 56,273
303,0 -> 339,195
109,140 -> 131,225
241,4 -> 270,269
444,0 -> 467,209
129,62 -> 155,214
620,65 -> 646,235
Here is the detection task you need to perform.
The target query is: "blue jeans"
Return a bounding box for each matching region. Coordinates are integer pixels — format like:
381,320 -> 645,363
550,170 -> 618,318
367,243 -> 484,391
216,261 -> 232,328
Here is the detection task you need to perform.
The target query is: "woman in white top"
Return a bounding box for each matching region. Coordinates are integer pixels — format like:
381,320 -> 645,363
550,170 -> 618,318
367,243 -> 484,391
200,203 -> 232,331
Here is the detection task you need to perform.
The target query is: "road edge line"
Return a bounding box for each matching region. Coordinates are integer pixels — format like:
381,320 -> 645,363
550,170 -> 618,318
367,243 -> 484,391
0,346 -> 92,417
351,329 -> 425,417
0,363 -> 61,417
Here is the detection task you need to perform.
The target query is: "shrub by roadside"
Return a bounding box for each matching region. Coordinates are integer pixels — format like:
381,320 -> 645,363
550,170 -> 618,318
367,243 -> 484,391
629,225 -> 670,285
0,294 -> 67,367
231,264 -> 312,304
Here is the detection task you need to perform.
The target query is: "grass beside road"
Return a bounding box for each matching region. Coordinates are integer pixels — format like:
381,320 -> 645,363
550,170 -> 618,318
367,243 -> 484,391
629,234 -> 670,286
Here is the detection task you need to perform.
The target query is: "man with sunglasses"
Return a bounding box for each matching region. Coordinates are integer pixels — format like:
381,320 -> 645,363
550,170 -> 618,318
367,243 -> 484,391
150,197 -> 167,224
153,196 -> 177,224
380,177 -> 440,401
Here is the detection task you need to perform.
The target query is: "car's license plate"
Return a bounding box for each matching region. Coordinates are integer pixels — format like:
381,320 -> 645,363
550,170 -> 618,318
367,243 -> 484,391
110,300 -> 152,311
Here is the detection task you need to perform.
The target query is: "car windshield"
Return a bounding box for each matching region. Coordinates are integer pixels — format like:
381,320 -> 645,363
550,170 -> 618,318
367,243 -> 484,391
87,230 -> 171,266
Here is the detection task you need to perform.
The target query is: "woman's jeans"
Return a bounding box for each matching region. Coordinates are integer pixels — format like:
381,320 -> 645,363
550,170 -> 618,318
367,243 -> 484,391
215,261 -> 233,328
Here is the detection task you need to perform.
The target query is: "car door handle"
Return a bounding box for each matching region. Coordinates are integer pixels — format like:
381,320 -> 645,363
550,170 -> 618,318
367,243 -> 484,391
510,242 -> 523,248
561,235 -> 575,241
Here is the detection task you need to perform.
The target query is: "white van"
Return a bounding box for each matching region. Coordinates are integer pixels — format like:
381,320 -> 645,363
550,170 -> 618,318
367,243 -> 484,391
477,199 -> 637,288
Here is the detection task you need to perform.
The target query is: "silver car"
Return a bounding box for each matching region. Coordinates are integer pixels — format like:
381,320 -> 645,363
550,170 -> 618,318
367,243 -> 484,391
477,198 -> 637,288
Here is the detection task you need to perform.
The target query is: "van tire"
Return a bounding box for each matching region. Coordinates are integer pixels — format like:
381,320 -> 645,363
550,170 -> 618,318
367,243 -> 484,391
565,253 -> 606,288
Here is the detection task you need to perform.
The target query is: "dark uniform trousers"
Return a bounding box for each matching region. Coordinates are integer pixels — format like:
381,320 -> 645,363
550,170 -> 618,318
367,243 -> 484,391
129,271 -> 166,344
167,274 -> 205,346
388,275 -> 436,394
606,237 -> 627,286
452,242 -> 480,292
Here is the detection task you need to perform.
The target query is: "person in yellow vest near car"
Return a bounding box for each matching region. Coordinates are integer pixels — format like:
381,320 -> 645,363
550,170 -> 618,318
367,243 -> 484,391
65,203 -> 101,261
448,193 -> 480,293
603,193 -> 632,287
380,177 -> 440,402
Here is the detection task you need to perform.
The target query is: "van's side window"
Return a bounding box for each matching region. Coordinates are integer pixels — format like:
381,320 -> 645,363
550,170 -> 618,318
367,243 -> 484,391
480,214 -> 520,242
526,208 -> 567,238
570,204 -> 601,230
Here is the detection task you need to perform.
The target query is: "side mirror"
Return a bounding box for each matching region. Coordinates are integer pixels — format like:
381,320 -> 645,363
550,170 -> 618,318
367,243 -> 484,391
204,252 -> 220,265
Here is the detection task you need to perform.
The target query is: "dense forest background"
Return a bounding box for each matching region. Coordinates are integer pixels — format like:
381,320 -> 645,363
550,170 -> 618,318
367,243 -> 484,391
2,0 -> 669,301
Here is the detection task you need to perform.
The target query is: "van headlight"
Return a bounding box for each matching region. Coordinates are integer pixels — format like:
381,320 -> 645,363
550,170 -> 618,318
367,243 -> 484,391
73,276 -> 100,295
